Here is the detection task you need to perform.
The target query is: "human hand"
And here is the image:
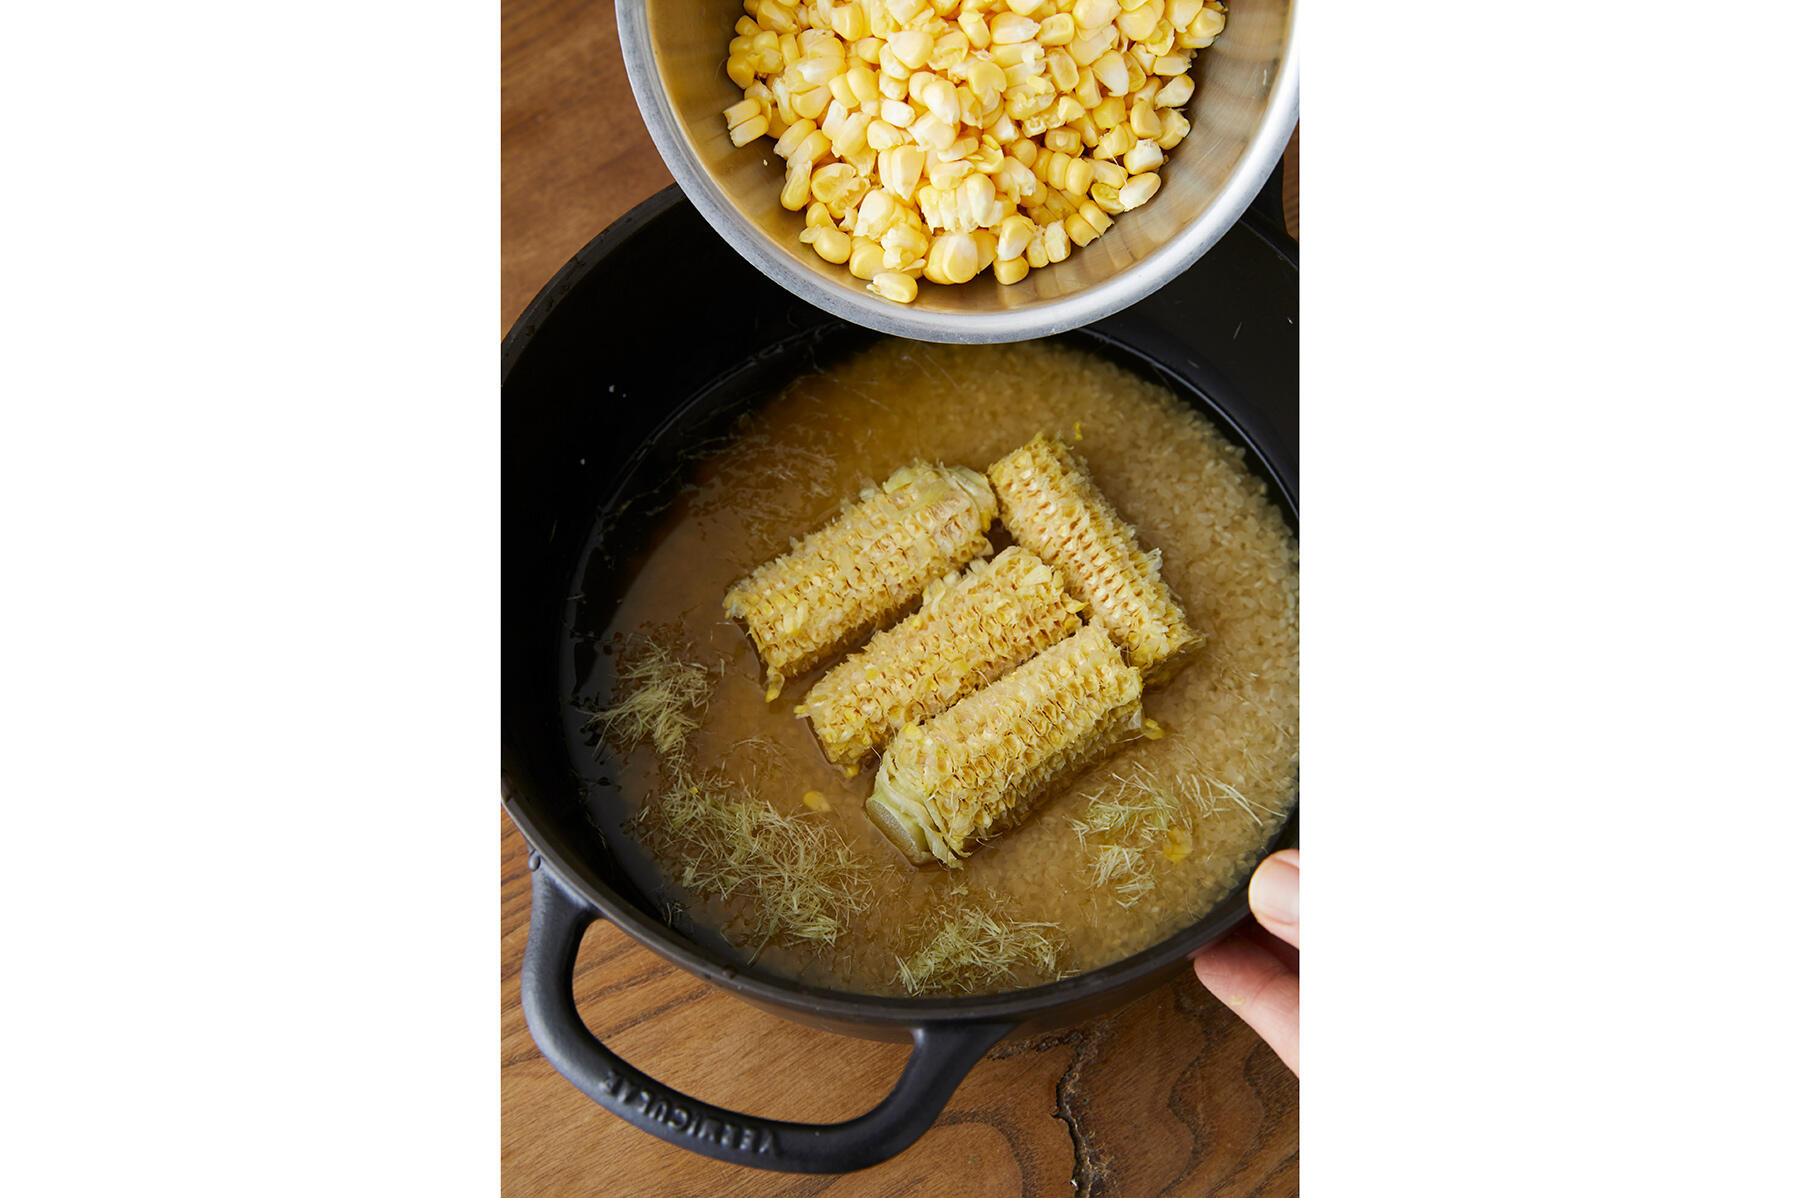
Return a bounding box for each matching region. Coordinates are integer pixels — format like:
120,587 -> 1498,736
1191,848 -> 1299,1074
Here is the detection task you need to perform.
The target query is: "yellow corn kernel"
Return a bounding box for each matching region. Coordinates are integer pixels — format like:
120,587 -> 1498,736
1093,50 -> 1129,95
1089,182 -> 1123,214
1117,171 -> 1160,209
928,157 -> 974,191
881,222 -> 930,267
793,85 -> 830,120
865,116 -> 905,148
797,55 -> 843,87
1155,110 -> 1190,149
1070,69 -> 1101,110
728,113 -> 770,146
854,187 -> 901,236
1163,826 -> 1192,862
972,228 -> 997,270
1044,127 -> 1081,156
847,236 -> 886,279
958,9 -> 993,49
924,230 -> 981,284
1063,156 -> 1095,196
910,76 -> 951,126
780,161 -> 813,210
799,546 -> 1082,769
1038,49 -> 1075,95
866,624 -> 1144,866
990,12 -> 1041,44
1098,123 -> 1134,158
762,3 -> 799,33
1042,219 -> 1071,262
724,462 -> 997,696
911,112 -> 958,150
963,173 -> 1000,224
845,63 -> 880,104
1154,72 -> 1194,108
964,59 -> 1007,103
1065,212 -> 1098,246
1038,12 -> 1075,44
1169,0 -> 1204,27
1072,0 -> 1121,30
829,3 -> 869,40
869,270 -> 920,303
879,144 -> 926,197
1024,236 -> 1049,268
810,225 -> 853,263
994,213 -> 1036,260
726,56 -> 757,89
931,30 -> 971,70
889,29 -> 933,70
833,110 -> 874,155
735,15 -> 759,37
1122,138 -> 1164,174
1119,0 -> 1161,42
802,790 -> 832,812
988,434 -> 1200,678
993,254 -> 1029,285
774,117 -> 817,158
1129,98 -> 1162,138
1091,159 -> 1128,189
997,155 -> 1039,202
793,128 -> 832,163
1077,200 -> 1112,235
1192,6 -> 1226,39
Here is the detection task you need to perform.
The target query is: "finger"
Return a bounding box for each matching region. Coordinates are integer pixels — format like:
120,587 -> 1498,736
1248,849 -> 1299,949
1191,933 -> 1299,1074
1242,918 -> 1299,974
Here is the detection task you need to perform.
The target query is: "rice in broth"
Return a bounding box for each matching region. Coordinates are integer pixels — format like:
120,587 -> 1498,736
578,338 -> 1297,997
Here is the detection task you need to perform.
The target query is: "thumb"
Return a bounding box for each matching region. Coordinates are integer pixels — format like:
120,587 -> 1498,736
1248,849 -> 1298,948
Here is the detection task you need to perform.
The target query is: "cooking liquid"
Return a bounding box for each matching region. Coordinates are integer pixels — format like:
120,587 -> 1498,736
567,338 -> 1297,996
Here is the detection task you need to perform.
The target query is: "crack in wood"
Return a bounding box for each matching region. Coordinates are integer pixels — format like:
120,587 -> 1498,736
1052,1017 -> 1119,1197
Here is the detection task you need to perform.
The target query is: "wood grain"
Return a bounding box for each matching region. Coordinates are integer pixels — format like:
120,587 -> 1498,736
502,1 -> 1299,1191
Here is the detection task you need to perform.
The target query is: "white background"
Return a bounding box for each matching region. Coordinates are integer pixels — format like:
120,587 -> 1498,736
5,2 -> 1797,1193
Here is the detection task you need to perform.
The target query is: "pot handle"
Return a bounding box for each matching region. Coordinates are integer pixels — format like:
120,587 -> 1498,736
519,858 -> 1015,1174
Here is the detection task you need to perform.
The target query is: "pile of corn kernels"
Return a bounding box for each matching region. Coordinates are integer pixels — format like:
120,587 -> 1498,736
721,0 -> 1227,303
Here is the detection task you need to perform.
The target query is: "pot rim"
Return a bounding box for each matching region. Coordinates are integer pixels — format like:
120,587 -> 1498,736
502,188 -> 1298,1026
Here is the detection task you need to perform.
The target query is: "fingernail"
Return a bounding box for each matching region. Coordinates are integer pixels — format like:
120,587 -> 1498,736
1249,853 -> 1298,927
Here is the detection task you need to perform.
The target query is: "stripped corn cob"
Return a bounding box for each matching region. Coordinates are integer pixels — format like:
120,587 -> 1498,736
867,623 -> 1144,866
988,434 -> 1201,682
724,462 -> 998,700
798,546 -> 1084,772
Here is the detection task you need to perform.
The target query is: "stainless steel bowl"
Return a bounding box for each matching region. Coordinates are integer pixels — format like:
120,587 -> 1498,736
618,0 -> 1297,343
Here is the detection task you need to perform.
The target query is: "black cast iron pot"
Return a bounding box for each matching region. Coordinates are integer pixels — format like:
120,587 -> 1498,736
502,184 -> 1298,1174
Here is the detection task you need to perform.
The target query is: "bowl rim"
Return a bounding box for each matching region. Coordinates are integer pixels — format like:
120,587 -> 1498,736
615,0 -> 1300,345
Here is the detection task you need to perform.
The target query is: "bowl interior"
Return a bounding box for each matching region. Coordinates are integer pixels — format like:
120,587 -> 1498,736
629,0 -> 1296,337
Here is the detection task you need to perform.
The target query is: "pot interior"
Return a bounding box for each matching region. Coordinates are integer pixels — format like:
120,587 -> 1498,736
502,190 -> 1297,1008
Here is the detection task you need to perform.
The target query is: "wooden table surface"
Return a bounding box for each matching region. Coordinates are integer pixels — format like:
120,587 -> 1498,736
501,3 -> 1299,1192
